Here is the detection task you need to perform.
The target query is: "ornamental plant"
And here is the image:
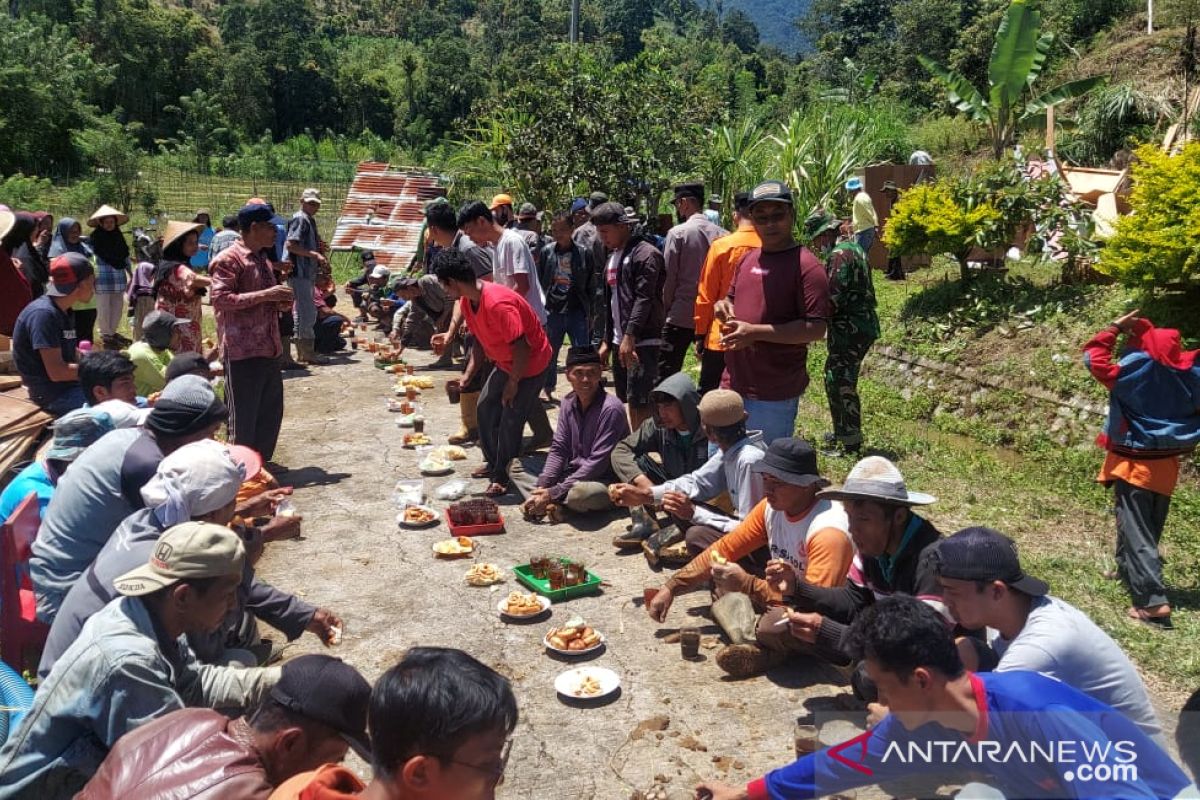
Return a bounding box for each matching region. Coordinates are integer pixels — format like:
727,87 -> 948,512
882,181 -> 1004,282
1099,143 -> 1200,288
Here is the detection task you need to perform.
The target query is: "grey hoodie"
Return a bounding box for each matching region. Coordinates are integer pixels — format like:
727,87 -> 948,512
610,372 -> 708,482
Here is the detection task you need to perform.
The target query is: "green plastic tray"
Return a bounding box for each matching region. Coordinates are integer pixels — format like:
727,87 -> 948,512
514,562 -> 601,602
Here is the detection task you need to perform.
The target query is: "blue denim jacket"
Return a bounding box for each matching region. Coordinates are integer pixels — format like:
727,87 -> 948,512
0,596 -> 279,799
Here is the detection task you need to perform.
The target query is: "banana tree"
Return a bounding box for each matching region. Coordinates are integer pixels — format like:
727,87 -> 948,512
919,0 -> 1104,159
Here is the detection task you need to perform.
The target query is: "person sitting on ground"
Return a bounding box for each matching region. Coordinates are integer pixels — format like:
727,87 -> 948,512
770,457 -> 943,691
515,347 -> 630,519
934,526 -> 1165,746
615,389 -> 766,566
78,349 -> 138,407
344,249 -> 376,320
0,408 -> 114,521
126,309 -> 189,397
608,373 -> 709,551
30,374 -> 228,623
268,647 -> 518,800
38,439 -> 327,678
363,264 -> 396,331
313,275 -> 348,354
696,596 -> 1196,800
0,522 -> 280,798
389,274 -> 449,350
646,438 -> 854,679
78,654 -> 370,800
1083,310 -> 1200,629
10,252 -> 95,415
431,248 -> 553,497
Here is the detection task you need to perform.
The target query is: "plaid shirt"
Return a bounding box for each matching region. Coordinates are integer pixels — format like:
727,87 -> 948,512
210,242 -> 282,362
94,257 -> 129,293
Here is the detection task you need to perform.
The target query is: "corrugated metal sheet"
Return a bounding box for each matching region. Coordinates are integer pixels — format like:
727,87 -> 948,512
330,163 -> 447,271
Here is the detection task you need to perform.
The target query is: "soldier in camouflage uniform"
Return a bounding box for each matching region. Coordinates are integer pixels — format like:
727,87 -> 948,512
805,210 -> 879,453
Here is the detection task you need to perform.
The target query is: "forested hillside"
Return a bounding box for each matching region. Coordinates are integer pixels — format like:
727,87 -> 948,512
0,0 -> 1191,216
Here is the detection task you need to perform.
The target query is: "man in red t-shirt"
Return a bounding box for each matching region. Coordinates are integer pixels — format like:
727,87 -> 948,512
715,181 -> 831,444
432,248 -> 552,495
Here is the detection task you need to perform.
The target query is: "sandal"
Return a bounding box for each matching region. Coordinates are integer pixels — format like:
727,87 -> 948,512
470,464 -> 492,479
484,482 -> 509,497
1127,606 -> 1173,629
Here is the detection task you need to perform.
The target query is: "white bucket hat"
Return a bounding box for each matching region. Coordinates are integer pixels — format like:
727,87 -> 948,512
817,456 -> 936,506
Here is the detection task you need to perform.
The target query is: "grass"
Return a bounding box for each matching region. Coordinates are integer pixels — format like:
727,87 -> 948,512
683,260 -> 1200,706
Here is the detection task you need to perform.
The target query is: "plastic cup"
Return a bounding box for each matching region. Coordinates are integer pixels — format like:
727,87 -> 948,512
643,585 -> 659,607
413,417 -> 425,434
548,562 -> 565,590
794,723 -> 819,758
446,381 -> 461,404
680,626 -> 701,659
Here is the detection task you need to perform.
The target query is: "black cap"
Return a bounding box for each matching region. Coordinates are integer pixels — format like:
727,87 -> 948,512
164,352 -> 211,383
590,201 -> 637,226
672,182 -> 705,203
733,192 -> 751,212
933,527 -> 1049,597
748,180 -> 794,208
270,654 -> 372,759
750,438 -> 828,487
588,191 -> 609,208
565,346 -> 602,368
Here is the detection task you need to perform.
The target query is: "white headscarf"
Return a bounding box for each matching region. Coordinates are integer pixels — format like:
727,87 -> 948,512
140,439 -> 244,527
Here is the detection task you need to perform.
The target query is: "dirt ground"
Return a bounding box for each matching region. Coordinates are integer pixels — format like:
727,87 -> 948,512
253,332 -> 874,800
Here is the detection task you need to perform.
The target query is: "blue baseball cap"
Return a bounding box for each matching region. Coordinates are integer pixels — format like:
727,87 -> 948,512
47,409 -> 115,462
570,198 -> 588,214
845,177 -> 864,191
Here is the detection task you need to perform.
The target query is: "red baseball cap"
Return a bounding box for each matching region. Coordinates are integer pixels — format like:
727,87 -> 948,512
46,253 -> 94,297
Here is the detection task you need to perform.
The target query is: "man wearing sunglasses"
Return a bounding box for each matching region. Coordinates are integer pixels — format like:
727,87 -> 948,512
270,647 -> 518,800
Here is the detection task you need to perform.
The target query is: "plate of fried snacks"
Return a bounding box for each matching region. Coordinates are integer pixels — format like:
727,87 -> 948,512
554,666 -> 620,700
419,455 -> 454,475
543,615 -> 604,655
432,536 -> 475,557
429,444 -> 468,461
465,563 -> 504,586
403,432 -> 432,447
497,591 -> 551,619
398,505 -> 438,529
397,375 -> 436,389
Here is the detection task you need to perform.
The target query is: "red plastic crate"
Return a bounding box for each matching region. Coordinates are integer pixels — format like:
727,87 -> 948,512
444,510 -> 506,537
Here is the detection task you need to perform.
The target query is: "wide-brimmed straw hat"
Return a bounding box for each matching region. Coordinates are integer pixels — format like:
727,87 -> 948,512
162,220 -> 205,253
87,204 -> 129,227
817,456 -> 936,506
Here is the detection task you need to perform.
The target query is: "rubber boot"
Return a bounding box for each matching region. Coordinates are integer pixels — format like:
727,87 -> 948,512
296,338 -> 328,365
449,391 -> 479,445
710,592 -> 758,646
279,336 -> 304,370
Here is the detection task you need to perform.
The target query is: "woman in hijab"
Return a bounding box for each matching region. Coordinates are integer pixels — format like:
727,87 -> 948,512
190,209 -> 215,272
34,213 -> 53,261
48,217 -> 98,345
0,210 -> 33,335
9,212 -> 50,297
87,205 -> 133,350
153,221 -> 210,354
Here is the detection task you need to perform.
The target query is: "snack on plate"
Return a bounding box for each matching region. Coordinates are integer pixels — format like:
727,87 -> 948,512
465,563 -> 503,586
433,536 -> 474,556
574,674 -> 602,697
546,621 -> 603,652
420,455 -> 452,473
403,432 -> 432,447
399,375 -> 436,389
431,445 -> 468,461
503,592 -> 544,616
402,506 -> 436,525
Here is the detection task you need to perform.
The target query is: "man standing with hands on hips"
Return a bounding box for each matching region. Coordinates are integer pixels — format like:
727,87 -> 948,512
210,201 -> 293,467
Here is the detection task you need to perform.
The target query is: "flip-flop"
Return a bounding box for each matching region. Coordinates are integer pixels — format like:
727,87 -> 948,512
484,482 -> 509,497
1127,607 -> 1173,629
470,465 -> 492,479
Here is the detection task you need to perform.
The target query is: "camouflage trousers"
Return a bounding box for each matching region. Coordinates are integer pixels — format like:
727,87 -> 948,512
824,333 -> 876,447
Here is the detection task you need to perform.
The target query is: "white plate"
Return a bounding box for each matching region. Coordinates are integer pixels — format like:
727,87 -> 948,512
554,666 -> 620,700
497,595 -> 551,620
397,505 -> 439,529
543,629 -> 605,656
420,463 -> 454,476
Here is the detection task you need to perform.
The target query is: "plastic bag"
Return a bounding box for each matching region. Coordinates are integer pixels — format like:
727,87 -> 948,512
392,479 -> 425,507
434,479 -> 469,501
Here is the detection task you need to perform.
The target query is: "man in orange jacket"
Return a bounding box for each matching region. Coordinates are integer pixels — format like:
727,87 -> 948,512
692,191 -> 761,393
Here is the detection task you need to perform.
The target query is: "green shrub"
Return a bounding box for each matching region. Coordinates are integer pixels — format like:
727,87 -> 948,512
0,173 -> 54,210
910,115 -> 987,158
1099,143 -> 1200,287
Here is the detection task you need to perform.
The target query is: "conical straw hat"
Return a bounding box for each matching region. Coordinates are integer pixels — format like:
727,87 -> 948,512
87,204 -> 129,227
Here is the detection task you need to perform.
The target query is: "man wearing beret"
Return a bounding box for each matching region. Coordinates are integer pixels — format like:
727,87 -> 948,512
210,202 -> 295,467
660,181 -> 725,380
